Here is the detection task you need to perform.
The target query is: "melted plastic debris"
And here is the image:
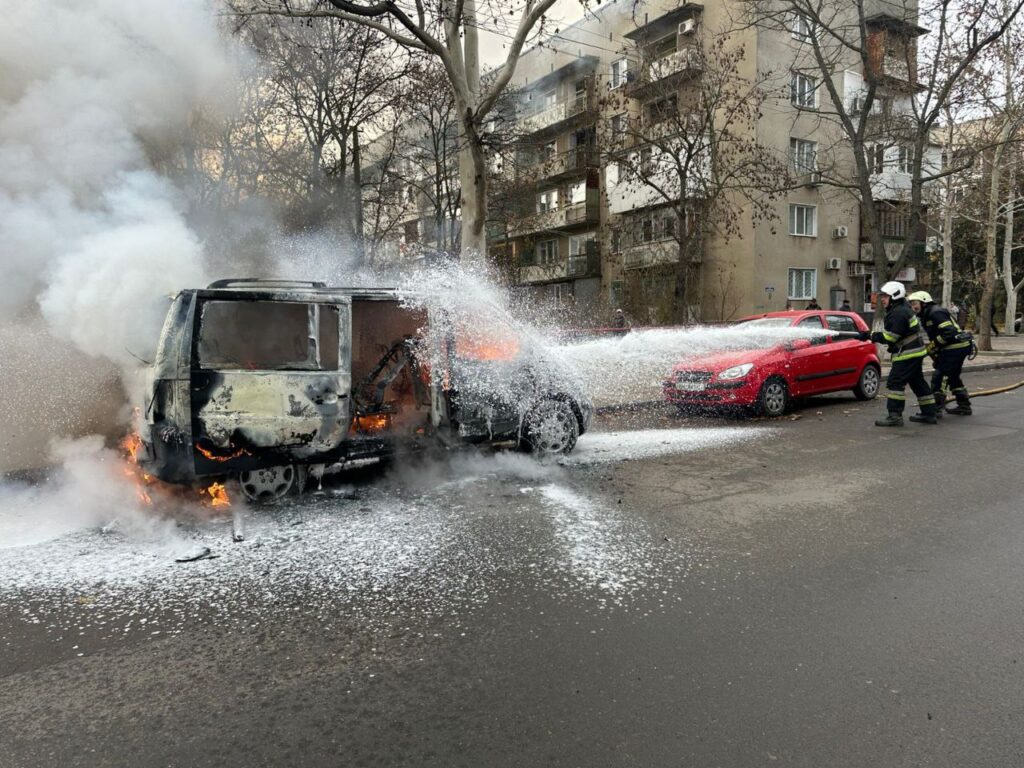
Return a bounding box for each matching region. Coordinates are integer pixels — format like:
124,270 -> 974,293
0,426 -> 764,641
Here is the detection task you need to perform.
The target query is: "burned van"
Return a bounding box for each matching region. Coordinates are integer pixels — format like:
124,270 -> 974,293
138,279 -> 591,501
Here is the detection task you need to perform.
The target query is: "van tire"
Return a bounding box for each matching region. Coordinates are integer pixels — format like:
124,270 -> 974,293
238,465 -> 297,504
520,399 -> 580,455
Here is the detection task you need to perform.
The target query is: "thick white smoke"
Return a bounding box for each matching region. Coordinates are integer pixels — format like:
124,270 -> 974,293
0,0 -> 236,367
0,0 -> 242,473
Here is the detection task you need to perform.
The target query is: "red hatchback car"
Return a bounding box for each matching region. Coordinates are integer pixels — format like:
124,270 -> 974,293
663,311 -> 881,416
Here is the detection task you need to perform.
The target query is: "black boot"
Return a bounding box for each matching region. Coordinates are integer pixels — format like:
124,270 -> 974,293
909,413 -> 938,424
947,403 -> 973,416
875,413 -> 904,427
932,394 -> 945,418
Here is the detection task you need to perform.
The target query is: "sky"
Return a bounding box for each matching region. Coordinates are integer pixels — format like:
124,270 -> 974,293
478,0 -> 592,68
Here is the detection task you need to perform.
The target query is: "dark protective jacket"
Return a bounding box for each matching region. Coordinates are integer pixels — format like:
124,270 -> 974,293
871,297 -> 927,361
919,302 -> 972,352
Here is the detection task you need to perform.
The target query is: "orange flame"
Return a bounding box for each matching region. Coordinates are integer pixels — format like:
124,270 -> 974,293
119,431 -> 153,505
351,413 -> 391,433
195,443 -> 251,462
203,482 -> 231,508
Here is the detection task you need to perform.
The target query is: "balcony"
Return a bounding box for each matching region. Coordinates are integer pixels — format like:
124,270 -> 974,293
626,47 -> 703,99
508,199 -> 600,237
517,93 -> 595,136
519,146 -> 599,184
518,243 -> 600,284
621,238 -> 701,270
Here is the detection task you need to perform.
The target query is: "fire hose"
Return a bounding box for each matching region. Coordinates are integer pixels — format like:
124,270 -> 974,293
969,379 -> 1024,398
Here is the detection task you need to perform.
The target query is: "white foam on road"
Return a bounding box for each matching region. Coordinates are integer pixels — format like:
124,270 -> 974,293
566,427 -> 766,466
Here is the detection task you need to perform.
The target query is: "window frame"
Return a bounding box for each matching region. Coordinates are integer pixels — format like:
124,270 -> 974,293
790,137 -> 818,173
788,268 -> 818,301
537,238 -> 560,265
789,203 -> 818,237
610,58 -> 629,89
791,11 -> 815,42
791,72 -> 818,109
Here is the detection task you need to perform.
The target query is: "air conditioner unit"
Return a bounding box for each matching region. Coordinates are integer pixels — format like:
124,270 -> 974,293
831,225 -> 849,239
679,18 -> 697,35
802,170 -> 822,187
825,257 -> 842,271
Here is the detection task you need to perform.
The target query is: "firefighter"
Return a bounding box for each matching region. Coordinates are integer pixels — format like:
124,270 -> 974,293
908,290 -> 973,416
866,281 -> 937,426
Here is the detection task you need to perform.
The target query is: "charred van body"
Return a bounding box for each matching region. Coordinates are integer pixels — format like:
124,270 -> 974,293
138,280 -> 591,500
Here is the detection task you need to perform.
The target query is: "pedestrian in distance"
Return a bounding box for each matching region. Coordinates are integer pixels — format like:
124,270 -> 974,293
860,281 -> 937,427
955,300 -> 969,330
806,297 -> 821,310
839,298 -> 852,312
990,302 -> 1000,336
613,308 -> 628,329
908,291 -> 973,416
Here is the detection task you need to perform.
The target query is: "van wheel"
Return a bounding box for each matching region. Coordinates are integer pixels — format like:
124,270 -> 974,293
756,377 -> 789,417
521,399 -> 579,455
238,465 -> 297,504
853,364 -> 880,400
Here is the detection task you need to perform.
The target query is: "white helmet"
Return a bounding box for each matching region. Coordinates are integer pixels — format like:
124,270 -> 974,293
880,281 -> 906,300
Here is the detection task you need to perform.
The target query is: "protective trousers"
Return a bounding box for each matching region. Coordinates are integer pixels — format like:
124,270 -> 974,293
885,357 -> 935,416
931,347 -> 971,408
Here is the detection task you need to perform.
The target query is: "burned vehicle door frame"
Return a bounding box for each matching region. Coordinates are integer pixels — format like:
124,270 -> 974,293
188,288 -> 351,477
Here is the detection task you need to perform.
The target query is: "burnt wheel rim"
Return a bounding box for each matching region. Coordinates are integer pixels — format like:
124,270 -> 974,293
529,404 -> 576,454
861,367 -> 879,397
239,466 -> 295,503
762,381 -> 787,416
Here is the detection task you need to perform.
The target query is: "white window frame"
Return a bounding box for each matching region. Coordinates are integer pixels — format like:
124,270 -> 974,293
552,282 -> 573,304
788,268 -> 818,300
537,239 -> 559,265
791,12 -> 815,42
610,59 -> 629,89
897,145 -> 915,174
537,189 -> 559,213
790,138 -> 818,173
789,203 -> 818,237
791,73 -> 817,108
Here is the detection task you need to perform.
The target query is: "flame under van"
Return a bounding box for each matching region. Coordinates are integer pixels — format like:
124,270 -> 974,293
137,279 -> 591,501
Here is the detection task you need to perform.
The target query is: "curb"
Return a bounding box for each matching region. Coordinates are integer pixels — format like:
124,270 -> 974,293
881,358 -> 1024,377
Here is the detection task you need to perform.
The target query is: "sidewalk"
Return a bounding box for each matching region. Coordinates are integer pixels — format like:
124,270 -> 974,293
880,333 -> 1024,377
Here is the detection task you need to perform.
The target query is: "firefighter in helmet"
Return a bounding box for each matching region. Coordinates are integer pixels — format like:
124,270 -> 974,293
907,290 -> 973,416
867,281 -> 937,426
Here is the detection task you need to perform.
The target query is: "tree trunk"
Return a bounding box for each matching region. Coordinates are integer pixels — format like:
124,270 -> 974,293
1003,162 -> 1018,335
941,120 -> 955,308
980,137 -> 1009,350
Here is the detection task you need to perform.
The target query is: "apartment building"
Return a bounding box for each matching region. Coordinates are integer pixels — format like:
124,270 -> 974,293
490,0 -> 935,323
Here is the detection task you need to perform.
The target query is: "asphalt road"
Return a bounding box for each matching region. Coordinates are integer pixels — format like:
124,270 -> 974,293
2,368 -> 1023,767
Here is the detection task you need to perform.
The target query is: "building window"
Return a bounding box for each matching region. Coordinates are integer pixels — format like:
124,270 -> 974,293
789,204 -> 817,237
537,239 -> 559,265
865,144 -> 885,174
610,59 -> 629,89
646,95 -> 678,124
610,227 -> 622,253
403,219 -> 420,243
897,145 -> 915,174
649,32 -> 677,61
569,181 -> 587,205
552,282 -> 573,304
541,140 -> 557,161
791,72 -> 817,108
537,189 -> 559,213
790,138 -> 818,173
569,232 -> 596,256
788,268 -> 817,299
610,113 -> 627,142
791,12 -> 815,42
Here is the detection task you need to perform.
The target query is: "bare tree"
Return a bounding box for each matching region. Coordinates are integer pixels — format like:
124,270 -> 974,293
237,0 -> 572,262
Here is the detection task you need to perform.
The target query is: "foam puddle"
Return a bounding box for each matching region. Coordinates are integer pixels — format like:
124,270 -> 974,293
0,425 -> 764,641
565,427 -> 766,465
